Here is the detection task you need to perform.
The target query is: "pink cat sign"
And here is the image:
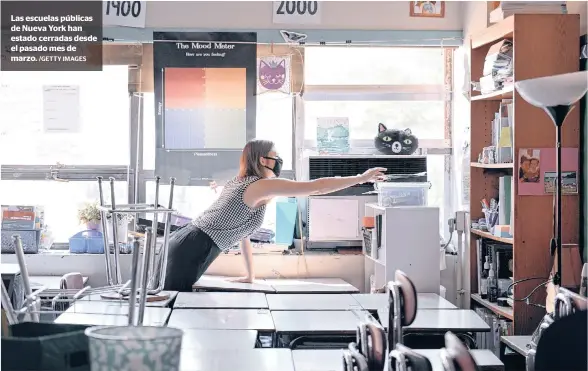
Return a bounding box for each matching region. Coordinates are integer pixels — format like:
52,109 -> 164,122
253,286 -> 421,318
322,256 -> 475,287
257,55 -> 291,94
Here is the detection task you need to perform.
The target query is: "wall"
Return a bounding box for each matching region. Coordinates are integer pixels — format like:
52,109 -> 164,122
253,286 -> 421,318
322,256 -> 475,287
2,253 -> 366,292
141,1 -> 463,30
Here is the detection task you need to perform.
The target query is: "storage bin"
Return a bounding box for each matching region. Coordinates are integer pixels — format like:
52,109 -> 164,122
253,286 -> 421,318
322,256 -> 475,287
1,229 -> 41,253
69,230 -> 105,254
1,322 -> 90,371
374,182 -> 429,207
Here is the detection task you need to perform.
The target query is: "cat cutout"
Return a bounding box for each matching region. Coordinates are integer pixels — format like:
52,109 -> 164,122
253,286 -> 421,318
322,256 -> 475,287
259,59 -> 287,91
374,123 -> 419,155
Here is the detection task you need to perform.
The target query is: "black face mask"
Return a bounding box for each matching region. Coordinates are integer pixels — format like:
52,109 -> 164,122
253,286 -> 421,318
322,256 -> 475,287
262,156 -> 283,177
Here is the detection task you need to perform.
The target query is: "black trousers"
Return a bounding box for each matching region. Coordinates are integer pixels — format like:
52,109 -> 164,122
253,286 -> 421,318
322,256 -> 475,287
163,224 -> 221,292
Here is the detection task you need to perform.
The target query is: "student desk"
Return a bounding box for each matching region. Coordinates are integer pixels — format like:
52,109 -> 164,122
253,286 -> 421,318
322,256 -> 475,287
180,349 -> 294,371
75,291 -> 178,308
174,292 -> 268,309
192,275 -> 276,293
54,307 -> 171,327
181,329 -> 258,350
168,309 -> 275,331
265,278 -> 360,294
377,309 -> 490,334
1,263 -> 23,309
291,349 -> 504,371
272,310 -> 368,348
266,293 -> 363,311
29,275 -> 89,290
352,293 -> 457,311
500,335 -> 532,357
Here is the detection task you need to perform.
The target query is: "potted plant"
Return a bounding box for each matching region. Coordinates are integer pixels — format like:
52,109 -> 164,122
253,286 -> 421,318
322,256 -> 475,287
77,202 -> 102,231
106,213 -> 134,244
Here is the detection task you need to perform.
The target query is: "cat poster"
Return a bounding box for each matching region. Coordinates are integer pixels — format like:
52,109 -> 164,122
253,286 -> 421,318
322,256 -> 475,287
316,117 -> 350,154
257,55 -> 291,94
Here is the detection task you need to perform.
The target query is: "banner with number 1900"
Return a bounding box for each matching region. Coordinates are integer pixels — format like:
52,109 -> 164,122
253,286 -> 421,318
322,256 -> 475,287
102,1 -> 146,28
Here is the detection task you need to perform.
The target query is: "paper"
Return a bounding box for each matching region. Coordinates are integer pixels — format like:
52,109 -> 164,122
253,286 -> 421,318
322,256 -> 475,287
308,198 -> 359,241
43,85 -> 80,133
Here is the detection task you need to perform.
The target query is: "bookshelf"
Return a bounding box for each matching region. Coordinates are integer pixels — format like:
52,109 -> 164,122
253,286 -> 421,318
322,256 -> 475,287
469,14 -> 581,335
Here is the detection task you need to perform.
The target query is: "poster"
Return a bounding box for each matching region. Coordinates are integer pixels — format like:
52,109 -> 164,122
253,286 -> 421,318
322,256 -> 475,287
517,148 -> 579,196
43,85 -> 80,133
257,55 -> 291,94
316,117 -> 350,154
153,32 -> 257,185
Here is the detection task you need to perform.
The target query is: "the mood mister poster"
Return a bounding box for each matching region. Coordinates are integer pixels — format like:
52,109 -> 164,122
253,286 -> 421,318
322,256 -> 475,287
153,32 -> 257,185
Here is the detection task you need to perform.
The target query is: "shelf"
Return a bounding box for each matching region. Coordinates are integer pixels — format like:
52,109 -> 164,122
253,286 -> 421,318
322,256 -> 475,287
471,15 -> 514,49
470,86 -> 514,101
470,162 -> 513,169
471,294 -> 514,320
471,229 -> 513,244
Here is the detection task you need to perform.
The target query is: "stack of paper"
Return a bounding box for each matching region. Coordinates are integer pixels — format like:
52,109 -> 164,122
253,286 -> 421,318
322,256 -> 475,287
490,1 -> 567,23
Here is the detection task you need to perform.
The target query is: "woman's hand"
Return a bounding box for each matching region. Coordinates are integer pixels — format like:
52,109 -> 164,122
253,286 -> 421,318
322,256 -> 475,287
360,167 -> 387,183
230,276 -> 255,284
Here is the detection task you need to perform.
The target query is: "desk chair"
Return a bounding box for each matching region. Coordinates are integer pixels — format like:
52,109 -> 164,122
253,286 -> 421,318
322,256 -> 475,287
354,321 -> 387,371
343,342 -> 370,371
387,270 -> 418,350
440,332 -> 480,371
526,287 -> 588,371
388,344 -> 433,371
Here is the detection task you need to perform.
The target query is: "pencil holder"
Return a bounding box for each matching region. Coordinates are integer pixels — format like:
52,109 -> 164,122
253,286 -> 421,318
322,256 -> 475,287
85,326 -> 183,371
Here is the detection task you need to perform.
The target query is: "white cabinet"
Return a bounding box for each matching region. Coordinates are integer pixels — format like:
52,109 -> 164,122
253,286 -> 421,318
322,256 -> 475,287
364,204 -> 440,294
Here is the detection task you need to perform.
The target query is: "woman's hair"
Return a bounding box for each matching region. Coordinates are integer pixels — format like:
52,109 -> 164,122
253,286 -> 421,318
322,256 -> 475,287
238,139 -> 275,178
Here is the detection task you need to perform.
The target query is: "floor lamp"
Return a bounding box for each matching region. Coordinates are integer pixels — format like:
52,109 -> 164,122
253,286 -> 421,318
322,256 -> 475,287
515,71 -> 588,290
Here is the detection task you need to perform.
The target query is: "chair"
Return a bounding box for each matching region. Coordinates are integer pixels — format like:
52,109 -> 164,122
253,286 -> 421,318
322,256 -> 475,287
387,270 -> 418,350
534,310 -> 587,371
343,342 -> 370,371
439,332 -> 479,371
388,343 -> 433,371
356,321 -> 387,371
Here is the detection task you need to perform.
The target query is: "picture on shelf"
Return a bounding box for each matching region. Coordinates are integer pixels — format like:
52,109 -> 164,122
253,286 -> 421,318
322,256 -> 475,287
543,171 -> 578,194
518,148 -> 540,183
410,1 -> 445,18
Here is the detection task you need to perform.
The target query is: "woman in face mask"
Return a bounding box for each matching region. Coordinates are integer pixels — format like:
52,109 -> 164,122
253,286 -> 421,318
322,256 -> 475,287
164,139 -> 386,291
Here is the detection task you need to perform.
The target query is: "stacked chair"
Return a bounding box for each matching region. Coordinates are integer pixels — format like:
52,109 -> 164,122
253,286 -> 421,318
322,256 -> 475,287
343,270 -> 481,371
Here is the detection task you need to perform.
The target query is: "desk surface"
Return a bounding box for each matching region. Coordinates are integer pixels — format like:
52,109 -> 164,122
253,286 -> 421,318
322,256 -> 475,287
272,310 -> 368,334
1,263 -> 20,276
29,275 -> 89,289
265,278 -> 359,294
181,329 -> 258,350
267,293 -> 363,311
174,292 -> 268,309
501,335 -> 532,357
55,307 -> 171,327
192,275 -> 276,293
77,291 -> 178,308
352,293 -> 457,311
168,309 -> 275,331
291,349 -> 503,371
180,349 -> 294,371
378,309 -> 490,333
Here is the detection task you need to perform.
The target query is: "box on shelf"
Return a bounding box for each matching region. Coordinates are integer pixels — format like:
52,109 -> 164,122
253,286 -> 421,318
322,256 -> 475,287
373,182 -> 429,207
69,230 -> 105,254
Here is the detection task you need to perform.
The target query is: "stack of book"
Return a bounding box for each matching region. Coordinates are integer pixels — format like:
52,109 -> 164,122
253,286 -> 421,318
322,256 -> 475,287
490,1 -> 567,24
480,40 -> 513,94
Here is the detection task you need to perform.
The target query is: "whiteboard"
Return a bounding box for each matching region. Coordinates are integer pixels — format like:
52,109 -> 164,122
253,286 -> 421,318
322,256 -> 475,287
308,198 -> 359,241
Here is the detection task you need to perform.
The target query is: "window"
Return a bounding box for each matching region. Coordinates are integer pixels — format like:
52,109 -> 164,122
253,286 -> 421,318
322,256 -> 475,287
0,180 -> 128,243
0,66 -> 130,165
304,47 -> 445,85
304,100 -> 445,141
142,92 -> 294,171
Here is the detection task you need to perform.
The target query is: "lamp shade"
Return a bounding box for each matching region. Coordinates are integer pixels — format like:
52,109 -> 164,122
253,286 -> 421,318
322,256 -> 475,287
515,71 -> 588,107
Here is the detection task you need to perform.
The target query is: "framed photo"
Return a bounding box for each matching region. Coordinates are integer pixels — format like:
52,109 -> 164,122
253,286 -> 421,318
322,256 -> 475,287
410,1 -> 445,18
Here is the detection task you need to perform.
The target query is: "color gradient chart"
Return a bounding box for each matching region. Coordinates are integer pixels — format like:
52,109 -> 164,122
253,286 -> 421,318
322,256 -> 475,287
163,67 -> 247,150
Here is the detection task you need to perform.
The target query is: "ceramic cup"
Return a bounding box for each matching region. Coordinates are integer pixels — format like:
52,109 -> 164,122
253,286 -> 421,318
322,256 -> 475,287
85,326 -> 183,371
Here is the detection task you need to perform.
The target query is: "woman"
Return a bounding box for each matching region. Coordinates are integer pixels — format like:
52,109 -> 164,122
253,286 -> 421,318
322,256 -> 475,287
164,139 -> 386,292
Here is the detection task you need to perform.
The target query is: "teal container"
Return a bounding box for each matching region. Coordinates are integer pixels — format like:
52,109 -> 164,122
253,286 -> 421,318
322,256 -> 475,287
275,197 -> 298,246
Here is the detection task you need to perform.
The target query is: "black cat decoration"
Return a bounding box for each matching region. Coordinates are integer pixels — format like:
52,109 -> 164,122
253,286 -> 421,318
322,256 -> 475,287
374,123 -> 419,155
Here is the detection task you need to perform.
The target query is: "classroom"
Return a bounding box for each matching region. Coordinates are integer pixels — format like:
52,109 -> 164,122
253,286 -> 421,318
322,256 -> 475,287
1,1 -> 587,370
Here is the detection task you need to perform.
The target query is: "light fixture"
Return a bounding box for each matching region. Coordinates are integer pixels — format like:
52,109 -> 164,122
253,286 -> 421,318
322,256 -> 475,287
515,71 -> 588,288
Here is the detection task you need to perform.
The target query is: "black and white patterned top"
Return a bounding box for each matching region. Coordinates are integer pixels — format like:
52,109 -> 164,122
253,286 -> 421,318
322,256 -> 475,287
192,176 -> 266,251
